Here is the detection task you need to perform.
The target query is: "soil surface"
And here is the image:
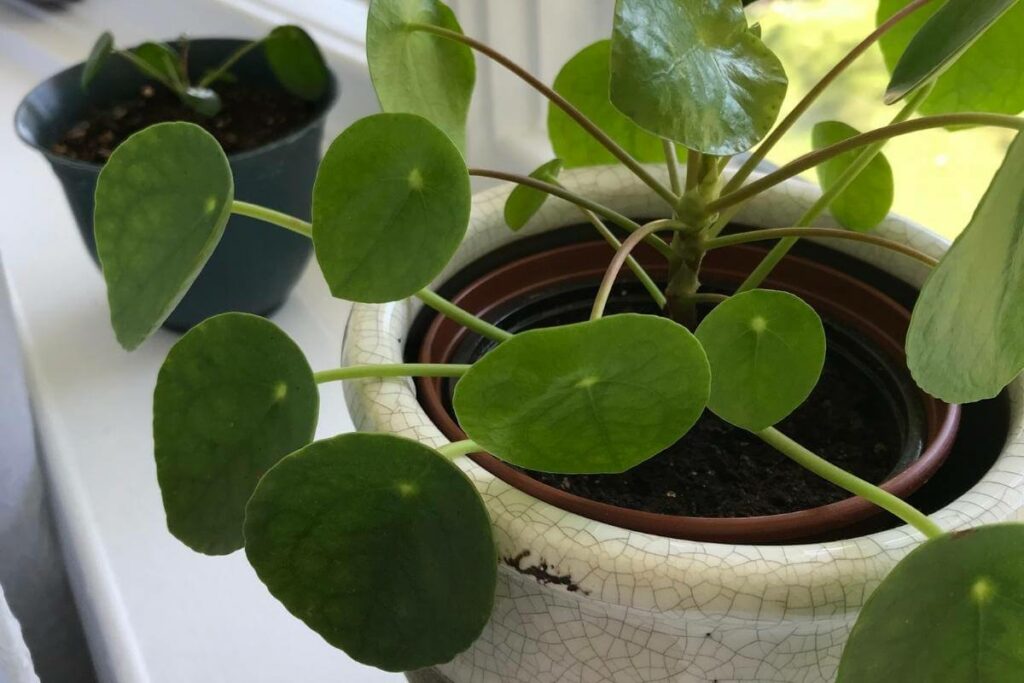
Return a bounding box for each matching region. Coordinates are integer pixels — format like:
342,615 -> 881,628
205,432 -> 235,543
52,83 -> 317,163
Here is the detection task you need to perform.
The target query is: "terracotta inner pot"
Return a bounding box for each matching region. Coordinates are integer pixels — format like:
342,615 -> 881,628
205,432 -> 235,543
415,239 -> 961,544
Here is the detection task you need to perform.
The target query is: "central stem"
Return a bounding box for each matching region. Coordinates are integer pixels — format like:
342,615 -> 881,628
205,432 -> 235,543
665,232 -> 706,327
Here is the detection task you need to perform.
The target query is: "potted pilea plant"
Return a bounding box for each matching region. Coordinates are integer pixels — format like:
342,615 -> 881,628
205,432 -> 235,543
88,0 -> 1024,680
14,26 -> 334,332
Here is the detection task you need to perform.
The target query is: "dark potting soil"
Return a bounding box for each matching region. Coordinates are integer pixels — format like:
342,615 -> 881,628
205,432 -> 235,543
51,83 -> 317,163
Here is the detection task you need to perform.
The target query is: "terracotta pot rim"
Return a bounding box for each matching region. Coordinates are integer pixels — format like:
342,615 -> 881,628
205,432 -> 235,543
416,239 -> 962,544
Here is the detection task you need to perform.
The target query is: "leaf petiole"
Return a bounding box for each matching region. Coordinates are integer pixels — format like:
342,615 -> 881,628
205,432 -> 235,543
231,201 -> 312,238
591,220 -> 684,320
437,439 -> 482,460
705,227 -> 938,268
313,363 -> 471,384
415,288 -> 512,343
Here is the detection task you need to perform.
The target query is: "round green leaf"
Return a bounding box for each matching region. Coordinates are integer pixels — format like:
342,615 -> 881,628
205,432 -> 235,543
504,158 -> 563,231
838,524 -> 1024,682
811,120 -> 894,233
312,113 -> 470,303
263,25 -> 329,101
695,290 -> 825,431
548,40 -> 677,168
82,31 -> 114,88
907,133 -> 1024,403
132,41 -> 181,87
609,0 -> 788,155
879,0 -> 1024,116
367,0 -> 475,152
453,314 -> 710,474
154,313 -> 318,555
95,122 -> 233,350
244,433 -> 496,672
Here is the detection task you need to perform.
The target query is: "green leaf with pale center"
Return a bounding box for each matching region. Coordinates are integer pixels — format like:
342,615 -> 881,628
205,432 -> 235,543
907,133 -> 1024,403
453,314 -> 710,474
838,524 -> 1024,682
244,433 -> 496,672
95,122 -> 233,350
82,31 -> 114,88
879,0 -> 1024,116
609,0 -> 788,155
367,0 -> 475,151
548,40 -> 679,168
312,113 -> 469,303
811,121 -> 894,233
154,313 -> 318,555
695,290 -> 825,431
504,159 -> 563,231
263,25 -> 329,101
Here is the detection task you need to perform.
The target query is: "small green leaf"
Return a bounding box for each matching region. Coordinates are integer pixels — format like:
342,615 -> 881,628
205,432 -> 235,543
811,121 -> 894,233
838,524 -> 1024,682
504,159 -> 563,231
367,0 -> 475,151
609,0 -> 788,155
182,86 -> 222,116
548,40 -> 677,168
154,313 -> 318,555
132,41 -> 182,88
263,25 -> 329,101
244,433 -> 496,672
695,290 -> 825,431
453,314 -> 710,474
879,0 -> 1024,116
312,113 -> 470,303
907,133 -> 1024,403
884,0 -> 1018,105
95,122 -> 233,349
82,31 -> 114,88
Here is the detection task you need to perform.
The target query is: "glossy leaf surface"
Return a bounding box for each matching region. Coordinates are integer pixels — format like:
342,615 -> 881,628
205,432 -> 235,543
244,433 -> 496,671
95,122 -> 233,349
154,313 -> 318,555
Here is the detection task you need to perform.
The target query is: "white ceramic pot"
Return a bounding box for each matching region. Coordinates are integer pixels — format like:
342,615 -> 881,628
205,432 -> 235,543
342,166 -> 1024,683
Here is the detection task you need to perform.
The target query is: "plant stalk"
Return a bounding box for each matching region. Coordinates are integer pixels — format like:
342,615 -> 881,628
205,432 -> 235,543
232,201 -> 313,238
409,23 -> 678,207
314,363 -> 471,384
591,221 -> 681,320
576,207 -> 667,310
663,141 -> 682,196
415,288 -> 512,343
705,227 -> 937,267
756,427 -> 942,540
199,39 -> 263,88
437,439 -> 482,460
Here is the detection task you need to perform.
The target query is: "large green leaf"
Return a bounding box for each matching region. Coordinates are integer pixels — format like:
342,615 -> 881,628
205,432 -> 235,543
366,0 -> 475,151
453,314 -> 710,474
504,159 -> 563,231
548,40 -> 676,168
154,313 -> 318,555
95,122 -> 233,350
82,31 -> 114,88
609,0 -> 788,155
907,133 -> 1024,403
312,113 -> 470,303
263,25 -> 329,101
879,0 -> 1024,115
838,524 -> 1024,682
811,121 -> 894,233
244,433 -> 496,672
695,290 -> 825,431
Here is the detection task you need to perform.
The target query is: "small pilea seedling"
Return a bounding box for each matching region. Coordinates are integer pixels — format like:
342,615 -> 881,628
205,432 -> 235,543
81,25 -> 328,116
93,0 -> 1024,677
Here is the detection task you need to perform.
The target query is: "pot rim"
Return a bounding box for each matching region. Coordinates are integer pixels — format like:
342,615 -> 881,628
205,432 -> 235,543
414,239 -> 962,544
343,165 -> 1024,618
13,36 -> 339,173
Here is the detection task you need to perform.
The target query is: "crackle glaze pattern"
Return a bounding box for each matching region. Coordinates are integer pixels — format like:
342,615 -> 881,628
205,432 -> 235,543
342,166 -> 1024,683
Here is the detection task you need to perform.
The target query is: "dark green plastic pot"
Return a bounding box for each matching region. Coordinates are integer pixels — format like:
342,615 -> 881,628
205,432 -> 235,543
14,38 -> 337,331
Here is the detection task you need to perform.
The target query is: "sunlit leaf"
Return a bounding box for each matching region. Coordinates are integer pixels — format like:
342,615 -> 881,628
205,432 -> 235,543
504,159 -> 563,231
609,0 -> 788,155
95,122 -> 233,349
879,0 -> 1024,115
367,0 -> 475,151
907,133 -> 1024,402
154,313 -> 318,555
82,31 -> 114,88
454,314 -> 710,474
244,433 -> 496,671
695,290 -> 825,431
312,113 -> 470,303
811,120 -> 894,232
838,524 -> 1024,682
263,25 -> 329,101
